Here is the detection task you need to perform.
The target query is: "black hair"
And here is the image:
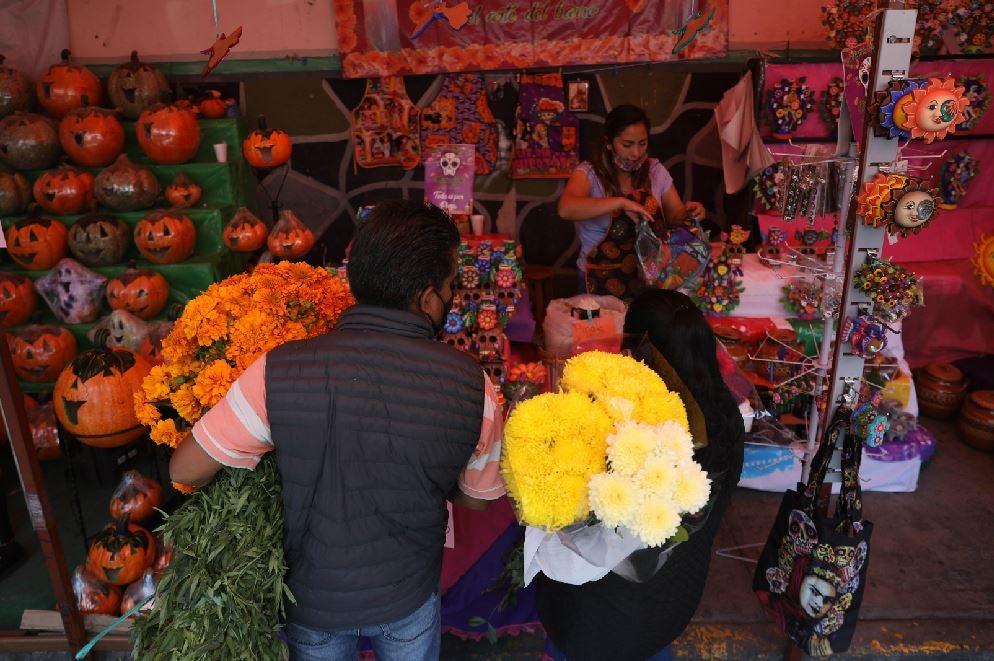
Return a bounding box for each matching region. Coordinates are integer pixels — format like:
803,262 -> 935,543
589,104 -> 652,197
624,289 -> 743,477
347,200 -> 459,309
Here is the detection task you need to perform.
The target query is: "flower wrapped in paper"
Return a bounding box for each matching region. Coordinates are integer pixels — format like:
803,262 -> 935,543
501,350 -> 717,586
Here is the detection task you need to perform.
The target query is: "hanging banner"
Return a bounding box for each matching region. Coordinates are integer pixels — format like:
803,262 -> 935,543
511,73 -> 580,179
334,0 -> 729,78
425,144 -> 477,214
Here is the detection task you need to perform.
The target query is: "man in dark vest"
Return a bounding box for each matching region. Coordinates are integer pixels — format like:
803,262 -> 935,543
171,200 -> 506,660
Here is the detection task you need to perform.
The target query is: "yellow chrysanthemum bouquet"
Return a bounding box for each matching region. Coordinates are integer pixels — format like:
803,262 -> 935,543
502,351 -> 710,550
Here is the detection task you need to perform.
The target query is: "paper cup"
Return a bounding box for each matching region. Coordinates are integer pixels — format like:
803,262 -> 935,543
470,214 -> 486,235
213,143 -> 228,163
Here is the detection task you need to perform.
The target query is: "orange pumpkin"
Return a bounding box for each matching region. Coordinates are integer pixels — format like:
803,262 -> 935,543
242,115 -> 292,168
0,111 -> 61,170
36,50 -> 102,118
72,565 -> 122,616
107,51 -> 170,121
0,54 -> 33,119
8,324 -> 78,382
134,210 -> 196,264
164,171 -> 201,208
106,265 -> 169,319
198,90 -> 227,119
67,212 -> 132,267
267,209 -> 314,260
86,519 -> 155,586
4,215 -> 69,270
0,167 -> 31,215
135,104 -> 201,164
53,346 -> 152,448
32,165 -> 96,215
109,470 -> 163,522
222,207 -> 268,252
58,105 -> 125,167
0,272 -> 37,327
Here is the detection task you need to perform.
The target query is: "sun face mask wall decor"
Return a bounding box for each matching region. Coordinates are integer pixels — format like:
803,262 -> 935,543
873,79 -> 928,140
900,76 -> 970,144
856,172 -> 940,237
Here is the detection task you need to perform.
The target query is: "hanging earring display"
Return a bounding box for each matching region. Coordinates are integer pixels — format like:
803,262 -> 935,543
856,172 -> 940,237
899,76 -> 970,144
956,73 -> 989,131
938,151 -> 979,210
972,232 -> 994,289
820,77 -> 845,136
853,257 -> 921,322
781,162 -> 826,222
872,79 -> 928,140
766,78 -> 816,140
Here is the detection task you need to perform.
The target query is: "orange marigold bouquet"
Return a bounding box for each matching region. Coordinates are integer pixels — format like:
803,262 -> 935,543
135,261 -> 354,457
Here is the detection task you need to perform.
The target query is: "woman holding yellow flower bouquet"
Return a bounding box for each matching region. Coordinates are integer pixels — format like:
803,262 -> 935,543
537,289 -> 744,661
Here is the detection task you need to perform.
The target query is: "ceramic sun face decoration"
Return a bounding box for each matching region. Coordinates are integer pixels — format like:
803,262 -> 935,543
973,233 -> 994,290
874,79 -> 927,140
856,172 -> 940,237
900,76 -> 969,144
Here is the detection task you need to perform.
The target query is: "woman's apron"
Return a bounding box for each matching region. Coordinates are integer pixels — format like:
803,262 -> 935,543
584,188 -> 665,302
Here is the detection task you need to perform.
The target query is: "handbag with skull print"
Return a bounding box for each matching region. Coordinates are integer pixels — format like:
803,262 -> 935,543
753,407 -> 873,657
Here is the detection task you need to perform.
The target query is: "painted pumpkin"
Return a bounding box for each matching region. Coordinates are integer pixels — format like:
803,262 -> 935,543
54,345 -> 152,447
68,212 -> 132,267
136,321 -> 172,366
34,258 -> 108,324
109,470 -> 163,522
107,51 -> 170,121
58,105 -> 125,167
32,165 -> 96,215
0,111 -> 61,170
4,215 -> 69,270
88,310 -> 151,351
164,171 -> 201,208
0,54 -> 32,119
222,206 -> 268,252
86,519 -> 155,586
106,265 -> 169,319
134,209 -> 196,264
36,50 -> 103,118
0,272 -> 37,327
267,209 -> 314,260
72,565 -> 122,616
198,90 -> 226,119
8,324 -> 78,382
120,569 -> 157,615
136,104 -> 201,164
242,115 -> 292,168
0,166 -> 31,215
94,154 -> 161,211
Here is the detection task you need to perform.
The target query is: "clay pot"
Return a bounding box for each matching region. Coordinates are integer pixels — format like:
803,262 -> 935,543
713,324 -> 748,369
0,54 -> 33,119
956,390 -> 994,452
0,111 -> 61,170
914,363 -> 968,419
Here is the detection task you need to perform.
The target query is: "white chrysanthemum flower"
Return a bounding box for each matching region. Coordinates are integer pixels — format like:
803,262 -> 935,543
653,420 -> 696,463
638,456 -> 678,497
631,498 -> 682,547
588,472 -> 641,528
606,421 -> 658,476
672,462 -> 712,513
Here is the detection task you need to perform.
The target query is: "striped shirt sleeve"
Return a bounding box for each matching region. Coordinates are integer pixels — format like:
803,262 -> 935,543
191,354 -> 272,469
458,373 -> 507,500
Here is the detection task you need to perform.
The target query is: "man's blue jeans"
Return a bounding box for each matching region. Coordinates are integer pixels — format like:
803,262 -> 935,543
286,592 -> 440,660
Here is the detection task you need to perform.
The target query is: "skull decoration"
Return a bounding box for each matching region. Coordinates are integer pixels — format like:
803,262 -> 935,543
439,151 -> 461,177
787,509 -> 818,555
34,257 -> 108,323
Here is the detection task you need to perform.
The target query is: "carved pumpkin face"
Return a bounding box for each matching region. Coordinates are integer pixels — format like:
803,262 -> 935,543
0,111 -> 61,170
35,258 -> 108,324
136,104 -> 201,164
58,106 -> 125,167
0,272 -> 36,327
199,90 -> 227,119
32,165 -> 96,215
107,51 -> 170,120
36,50 -> 103,118
134,210 -> 196,264
164,171 -> 201,208
109,470 -> 163,522
242,117 -> 292,168
4,216 -> 69,270
85,519 -> 155,586
8,324 -> 78,382
68,213 -> 132,267
54,346 -> 152,448
0,167 -> 31,215
222,207 -> 268,252
267,209 -> 314,260
0,54 -> 33,119
94,154 -> 161,212
106,267 -> 169,319
72,565 -> 122,616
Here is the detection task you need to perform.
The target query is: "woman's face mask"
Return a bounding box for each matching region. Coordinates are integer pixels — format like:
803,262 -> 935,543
612,152 -> 648,172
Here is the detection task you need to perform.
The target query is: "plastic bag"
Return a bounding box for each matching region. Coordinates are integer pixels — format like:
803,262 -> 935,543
542,294 -> 627,357
634,219 -> 710,290
72,565 -> 121,616
121,568 -> 157,615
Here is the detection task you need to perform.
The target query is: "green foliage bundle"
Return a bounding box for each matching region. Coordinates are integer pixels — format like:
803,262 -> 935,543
131,456 -> 293,660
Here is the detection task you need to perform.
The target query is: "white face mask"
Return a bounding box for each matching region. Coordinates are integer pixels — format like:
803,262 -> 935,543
612,152 -> 648,172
